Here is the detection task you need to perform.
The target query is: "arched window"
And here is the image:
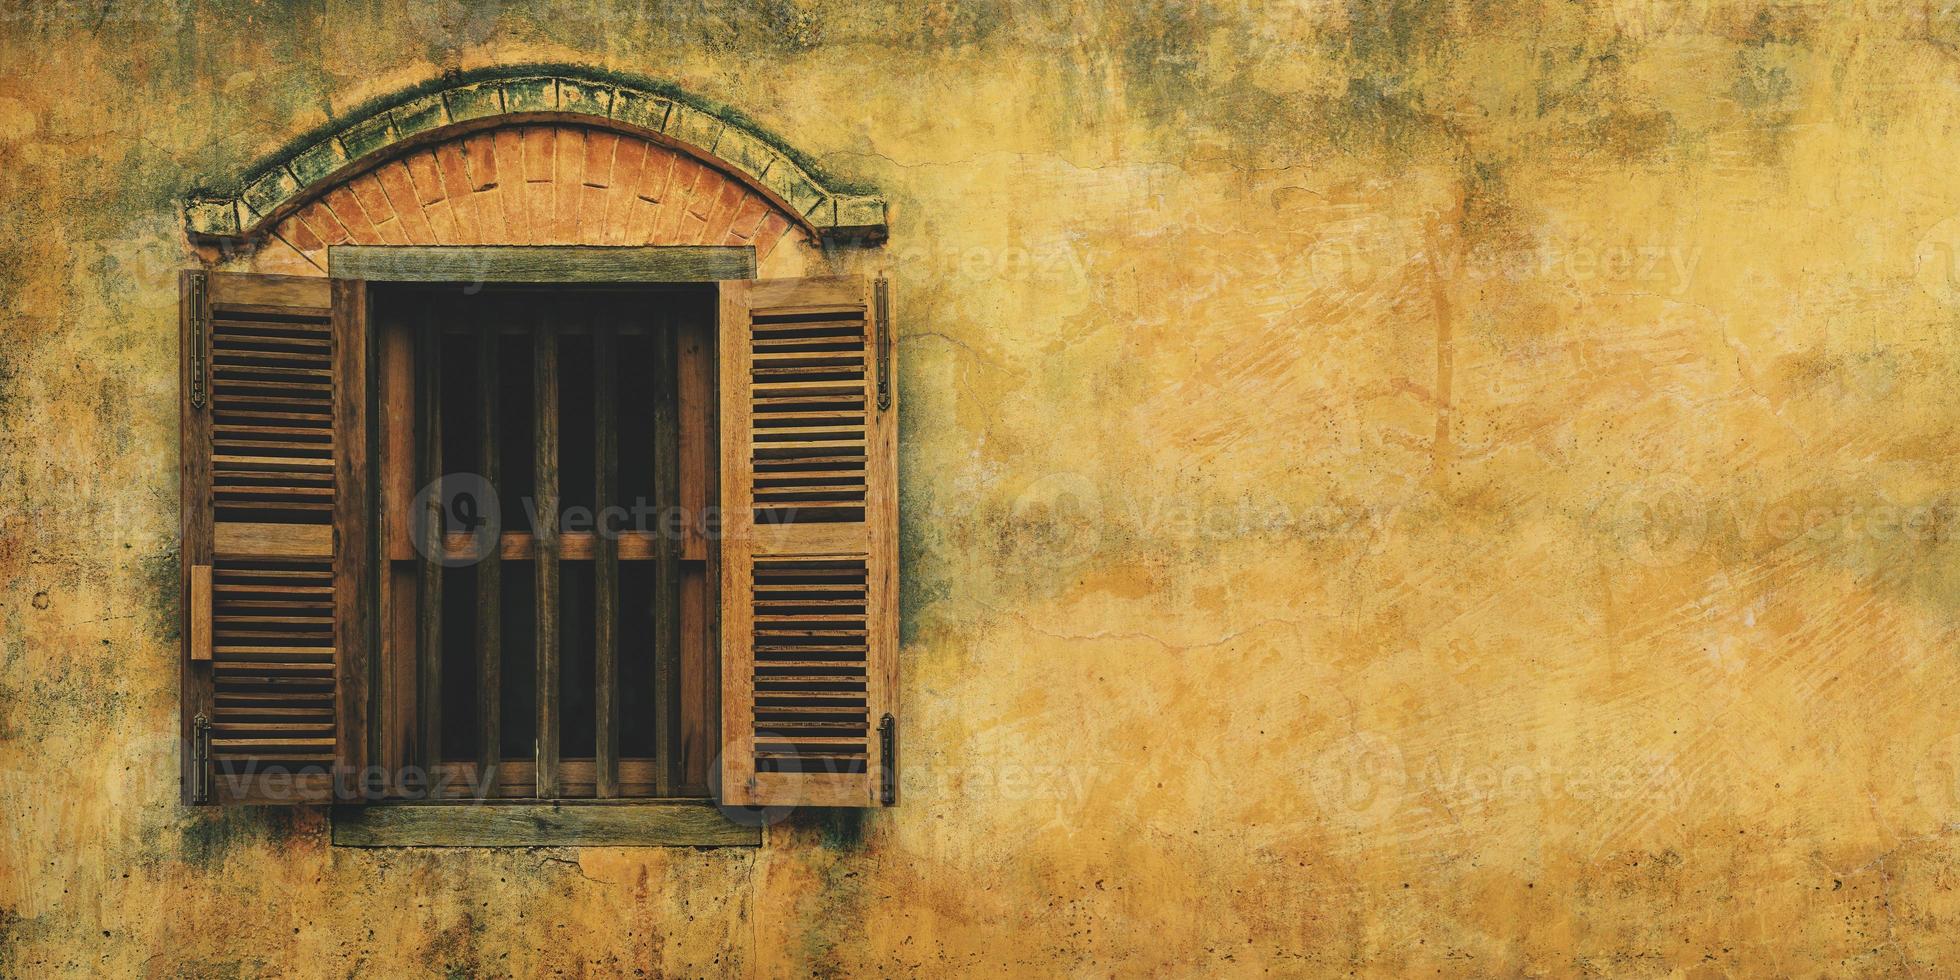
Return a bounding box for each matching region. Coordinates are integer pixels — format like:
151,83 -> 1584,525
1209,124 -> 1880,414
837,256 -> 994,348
176,69 -> 897,843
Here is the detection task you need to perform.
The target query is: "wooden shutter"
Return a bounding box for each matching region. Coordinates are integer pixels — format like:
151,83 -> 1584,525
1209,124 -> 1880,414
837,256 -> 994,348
180,271 -> 370,804
719,276 -> 898,807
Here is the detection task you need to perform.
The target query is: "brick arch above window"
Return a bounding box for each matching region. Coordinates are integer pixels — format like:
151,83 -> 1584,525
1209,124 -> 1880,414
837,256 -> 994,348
253,123 -> 811,275
183,69 -> 887,254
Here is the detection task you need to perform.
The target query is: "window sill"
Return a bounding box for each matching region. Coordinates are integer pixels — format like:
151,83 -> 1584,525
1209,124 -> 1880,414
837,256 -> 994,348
328,800 -> 760,848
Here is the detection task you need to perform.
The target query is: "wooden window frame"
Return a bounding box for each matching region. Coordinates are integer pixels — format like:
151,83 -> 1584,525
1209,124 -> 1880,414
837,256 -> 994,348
328,244 -> 755,847
181,246 -> 896,844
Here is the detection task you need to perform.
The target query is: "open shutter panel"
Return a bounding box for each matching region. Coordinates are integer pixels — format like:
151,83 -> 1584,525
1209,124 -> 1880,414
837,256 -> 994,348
719,275 -> 898,807
181,271 -> 369,805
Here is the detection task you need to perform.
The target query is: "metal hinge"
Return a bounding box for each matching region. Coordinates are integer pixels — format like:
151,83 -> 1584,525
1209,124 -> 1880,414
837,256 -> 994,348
191,712 -> 213,804
188,271 -> 208,410
874,278 -> 892,412
878,713 -> 897,806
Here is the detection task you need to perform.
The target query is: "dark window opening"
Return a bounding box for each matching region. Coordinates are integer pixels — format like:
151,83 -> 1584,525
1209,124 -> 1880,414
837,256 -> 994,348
372,284 -> 716,799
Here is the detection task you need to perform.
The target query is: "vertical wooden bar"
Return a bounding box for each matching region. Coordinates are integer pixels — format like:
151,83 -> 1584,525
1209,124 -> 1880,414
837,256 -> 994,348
715,280 -> 755,803
867,276 -> 900,806
679,306 -> 710,563
415,301 -> 443,774
534,318 -> 562,798
380,310 -> 417,563
475,320 -> 502,797
332,277 -> 372,799
376,307 -> 417,787
593,317 -> 620,798
652,313 -> 681,796
677,310 -> 714,793
704,305 -> 722,800
179,271 -> 215,805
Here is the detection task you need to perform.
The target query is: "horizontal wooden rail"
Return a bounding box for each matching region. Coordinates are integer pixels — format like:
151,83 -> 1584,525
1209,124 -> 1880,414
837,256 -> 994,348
328,245 -> 757,283
444,530 -> 685,561
330,800 -> 759,847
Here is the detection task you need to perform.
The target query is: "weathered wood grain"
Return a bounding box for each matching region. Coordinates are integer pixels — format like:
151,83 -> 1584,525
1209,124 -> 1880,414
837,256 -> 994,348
179,271 -> 215,805
445,530 -> 672,560
327,245 -> 756,283
189,564 -> 213,662
212,522 -> 333,559
331,276 -> 372,790
375,300 -> 417,784
476,323 -> 503,797
653,319 -> 682,797
415,305 -> 444,771
534,320 -> 562,798
329,801 -> 760,847
594,320 -> 621,798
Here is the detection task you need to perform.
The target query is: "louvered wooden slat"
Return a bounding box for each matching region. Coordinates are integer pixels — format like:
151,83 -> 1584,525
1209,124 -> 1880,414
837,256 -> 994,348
205,281 -> 342,779
746,303 -> 870,526
720,276 -> 897,808
184,271 -> 367,804
210,302 -> 337,527
208,556 -> 336,765
746,557 -> 871,774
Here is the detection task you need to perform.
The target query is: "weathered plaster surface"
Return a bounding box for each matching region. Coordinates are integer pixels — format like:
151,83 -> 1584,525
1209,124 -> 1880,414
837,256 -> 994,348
5,1 -> 1960,975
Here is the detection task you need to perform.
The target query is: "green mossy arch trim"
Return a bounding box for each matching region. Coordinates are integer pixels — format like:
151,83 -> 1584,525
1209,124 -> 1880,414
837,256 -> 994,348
184,66 -> 886,243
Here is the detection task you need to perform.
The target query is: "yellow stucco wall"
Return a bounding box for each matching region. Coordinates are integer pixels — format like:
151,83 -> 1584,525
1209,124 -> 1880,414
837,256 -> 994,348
6,1 -> 1960,975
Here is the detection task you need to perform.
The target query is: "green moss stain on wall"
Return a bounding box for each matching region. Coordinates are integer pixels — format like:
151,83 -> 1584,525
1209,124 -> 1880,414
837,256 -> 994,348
9,0 -> 1960,975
